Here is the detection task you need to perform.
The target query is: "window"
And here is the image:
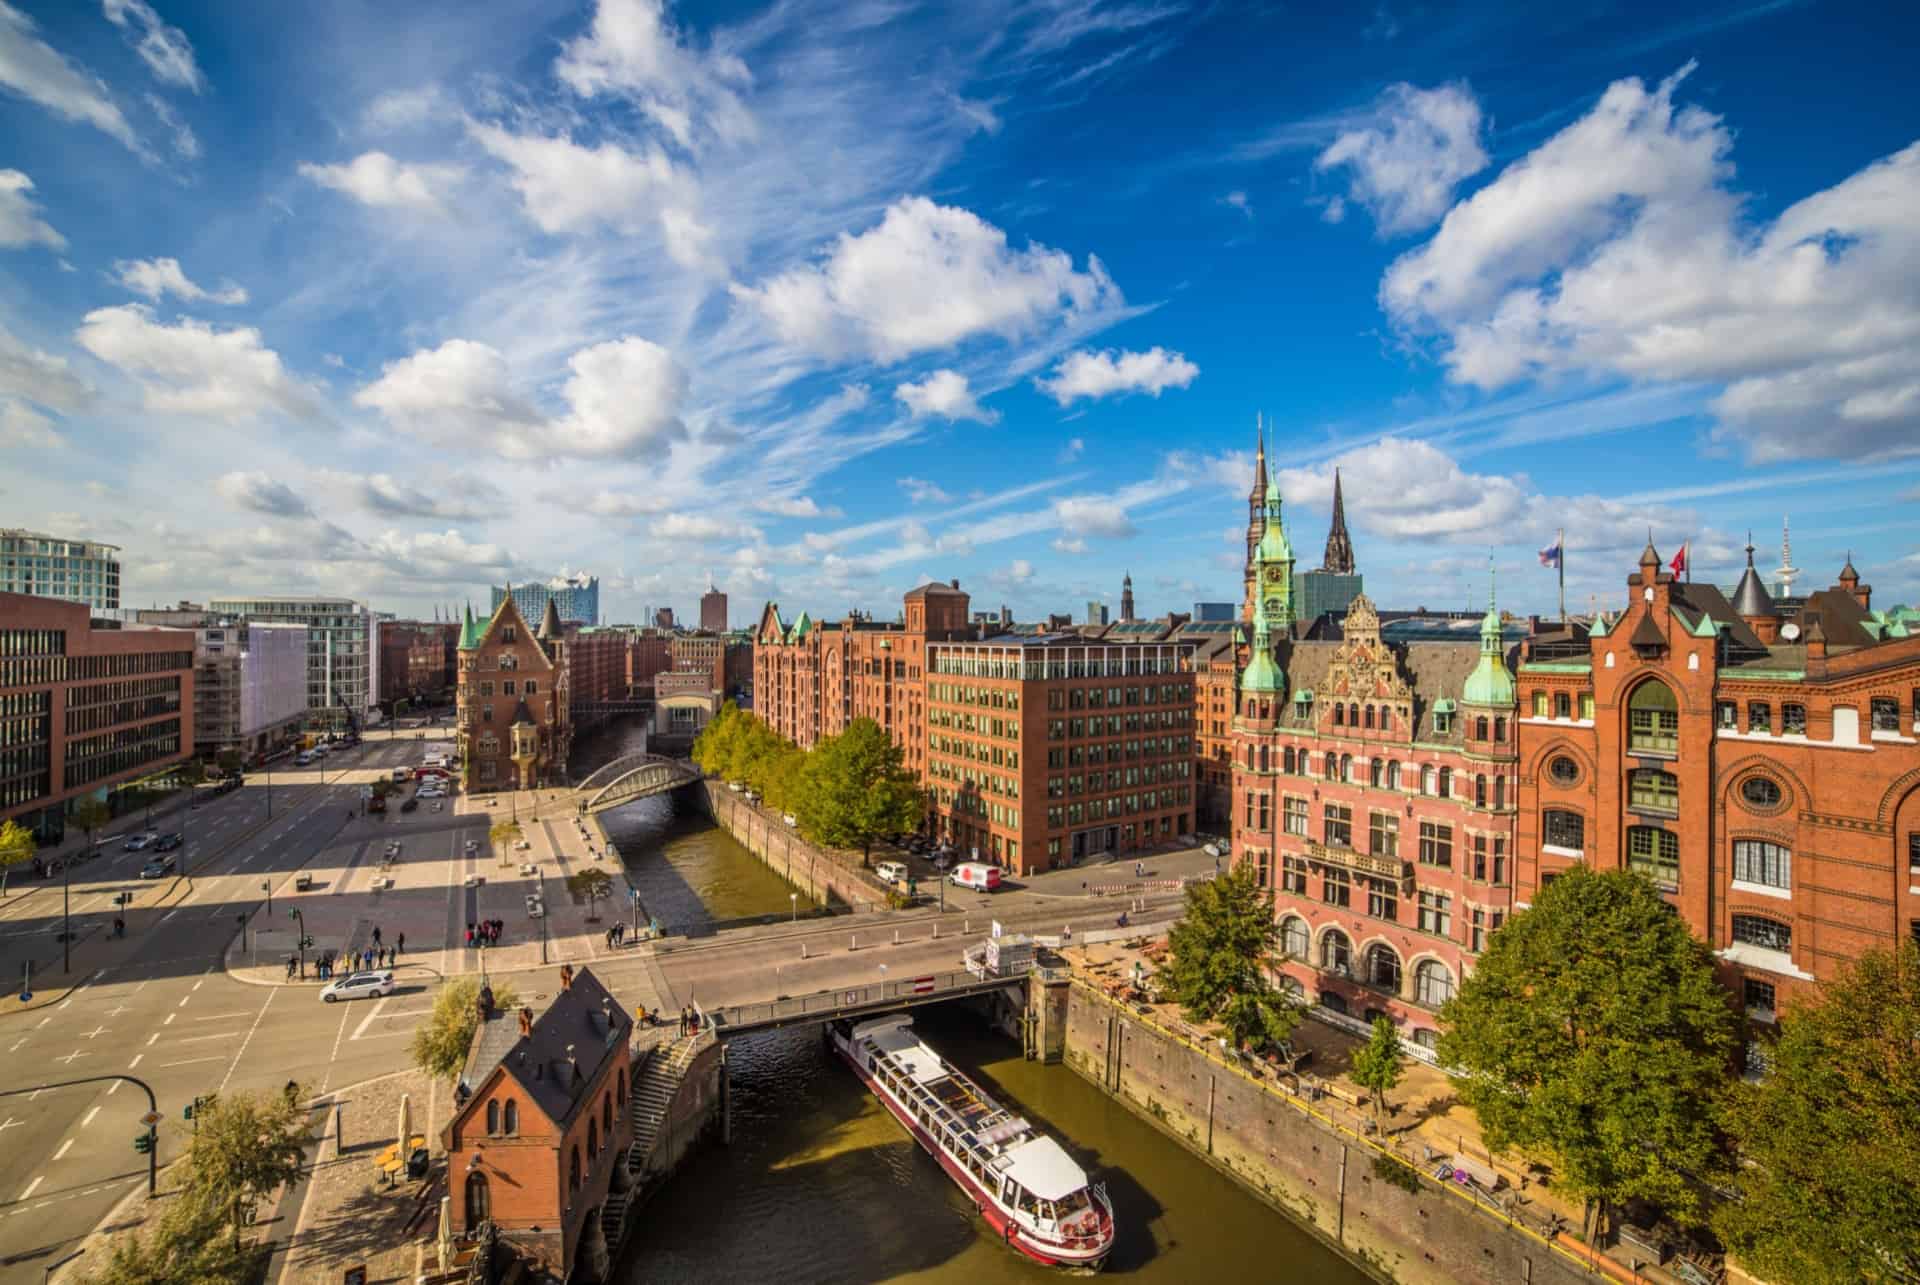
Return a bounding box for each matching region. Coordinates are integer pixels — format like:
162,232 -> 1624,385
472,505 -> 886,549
1422,765 -> 1436,795
1333,702 -> 1344,726
1732,914 -> 1791,953
465,1172 -> 491,1225
1872,697 -> 1900,732
1369,758 -> 1383,788
1733,840 -> 1791,890
569,1144 -> 581,1193
1364,705 -> 1375,729
1325,754 -> 1339,782
1548,756 -> 1579,786
604,1094 -> 613,1134
1437,766 -> 1452,797
1555,693 -> 1572,720
1282,855 -> 1308,894
1386,761 -> 1400,790
503,1101 -> 518,1134
1365,943 -> 1402,990
501,626 -> 516,643
1628,827 -> 1680,888
1782,703 -> 1805,735
1470,907 -> 1487,953
486,1100 -> 499,1134
1533,691 -> 1549,718
1543,809 -> 1584,850
1740,776 -> 1782,809
1340,753 -> 1353,783
1628,681 -> 1679,753
1749,702 -> 1772,734
502,680 -> 515,696
1323,803 -> 1352,848
1368,879 -> 1398,922
1474,775 -> 1487,808
1716,701 -> 1738,731
1910,831 -> 1920,877
1418,890 -> 1452,937
588,1117 -> 599,1161
1475,716 -> 1489,741
1277,795 -> 1307,837
1322,867 -> 1351,908
1743,977 -> 1776,1018
1369,812 -> 1399,857
1414,960 -> 1454,1007
1581,693 -> 1596,721
1283,747 -> 1296,774
1434,710 -> 1452,735
1495,717 -> 1507,743
1320,929 -> 1352,973
1281,916 -> 1310,958
1418,821 -> 1453,868
1629,769 -> 1680,814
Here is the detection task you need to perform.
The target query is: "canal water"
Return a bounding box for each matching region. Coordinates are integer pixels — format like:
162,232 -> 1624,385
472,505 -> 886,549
573,719 -> 1366,1284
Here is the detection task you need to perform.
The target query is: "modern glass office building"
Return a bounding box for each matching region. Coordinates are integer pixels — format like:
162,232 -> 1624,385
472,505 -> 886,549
492,574 -> 599,627
207,597 -> 378,729
1,529 -> 122,612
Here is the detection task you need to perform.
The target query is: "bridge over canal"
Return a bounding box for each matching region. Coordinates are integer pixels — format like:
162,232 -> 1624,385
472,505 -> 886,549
574,751 -> 703,814
706,967 -> 1030,1039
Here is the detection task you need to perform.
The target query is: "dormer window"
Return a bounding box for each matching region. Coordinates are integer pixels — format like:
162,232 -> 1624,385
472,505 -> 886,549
502,626 -> 516,643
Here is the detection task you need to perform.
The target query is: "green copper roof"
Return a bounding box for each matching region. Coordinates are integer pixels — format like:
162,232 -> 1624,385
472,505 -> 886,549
1255,475 -> 1293,565
1241,646 -> 1285,695
1461,568 -> 1515,707
458,601 -> 481,650
788,609 -> 812,642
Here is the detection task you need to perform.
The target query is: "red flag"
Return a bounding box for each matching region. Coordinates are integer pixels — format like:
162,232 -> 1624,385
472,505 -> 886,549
1669,543 -> 1687,576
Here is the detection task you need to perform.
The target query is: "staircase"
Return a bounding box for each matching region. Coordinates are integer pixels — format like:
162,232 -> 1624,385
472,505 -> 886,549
625,1035 -> 705,1178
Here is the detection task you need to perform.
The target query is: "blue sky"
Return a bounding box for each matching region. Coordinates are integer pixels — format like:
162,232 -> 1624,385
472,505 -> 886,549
2,0 -> 1917,627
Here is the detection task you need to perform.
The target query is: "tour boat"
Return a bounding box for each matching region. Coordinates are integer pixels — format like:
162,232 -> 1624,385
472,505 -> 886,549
831,1015 -> 1116,1270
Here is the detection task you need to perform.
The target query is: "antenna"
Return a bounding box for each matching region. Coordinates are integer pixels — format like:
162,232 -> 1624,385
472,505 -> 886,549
1775,514 -> 1799,596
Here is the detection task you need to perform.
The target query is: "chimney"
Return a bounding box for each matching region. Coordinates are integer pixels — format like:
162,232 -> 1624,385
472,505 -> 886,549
559,963 -> 575,990
518,1007 -> 534,1038
950,578 -> 959,589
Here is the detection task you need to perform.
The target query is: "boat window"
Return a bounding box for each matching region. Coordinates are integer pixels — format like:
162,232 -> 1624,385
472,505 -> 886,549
1057,1189 -> 1091,1216
1038,1199 -> 1057,1222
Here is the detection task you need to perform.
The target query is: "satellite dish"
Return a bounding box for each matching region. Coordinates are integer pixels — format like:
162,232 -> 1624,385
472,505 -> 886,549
1780,622 -> 1801,641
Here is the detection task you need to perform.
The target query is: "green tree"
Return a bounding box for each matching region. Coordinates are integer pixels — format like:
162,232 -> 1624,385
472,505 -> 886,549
1163,865 -> 1281,1020
81,1185 -> 253,1285
1713,940 -> 1920,1283
567,867 -> 615,922
175,1087 -> 314,1251
71,797 -> 112,847
1219,985 -> 1301,1055
796,719 -> 923,866
693,701 -> 743,776
1437,867 -> 1736,1235
410,977 -> 521,1082
0,818 -> 35,897
215,749 -> 243,778
759,747 -> 807,815
1351,1016 -> 1406,1129
177,758 -> 206,786
488,818 -> 523,849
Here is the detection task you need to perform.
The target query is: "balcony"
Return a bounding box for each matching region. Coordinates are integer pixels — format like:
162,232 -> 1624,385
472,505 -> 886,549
1305,840 -> 1413,886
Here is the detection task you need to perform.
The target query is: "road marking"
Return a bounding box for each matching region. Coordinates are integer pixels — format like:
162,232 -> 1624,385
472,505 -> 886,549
192,1013 -> 249,1021
174,1031 -> 242,1044
146,1033 -> 158,1045
53,1050 -> 87,1065
128,1054 -> 142,1069
80,1025 -> 109,1039
350,995 -> 392,1040
162,1055 -> 226,1068
163,1013 -> 175,1026
192,979 -> 203,991
35,1016 -> 50,1028
52,1139 -> 73,1161
17,1176 -> 42,1201
82,1106 -> 100,1127
217,987 -> 277,1094
6,1039 -> 23,1053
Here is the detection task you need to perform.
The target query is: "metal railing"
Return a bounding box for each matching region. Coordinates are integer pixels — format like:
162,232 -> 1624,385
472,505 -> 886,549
709,968 -> 1024,1036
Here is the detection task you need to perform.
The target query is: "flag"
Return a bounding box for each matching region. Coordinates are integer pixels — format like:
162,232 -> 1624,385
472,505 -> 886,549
1537,537 -> 1562,569
1670,542 -> 1688,576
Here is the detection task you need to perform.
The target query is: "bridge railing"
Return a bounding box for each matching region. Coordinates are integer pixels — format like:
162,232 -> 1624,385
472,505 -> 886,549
710,967 -> 1019,1033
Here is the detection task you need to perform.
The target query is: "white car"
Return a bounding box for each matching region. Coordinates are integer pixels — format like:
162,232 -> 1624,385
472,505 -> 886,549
512,839 -> 531,850
320,970 -> 394,1003
463,839 -> 478,854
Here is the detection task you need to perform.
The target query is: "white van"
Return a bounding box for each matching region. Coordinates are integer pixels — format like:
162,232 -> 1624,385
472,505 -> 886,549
948,862 -> 1002,893
875,861 -> 909,888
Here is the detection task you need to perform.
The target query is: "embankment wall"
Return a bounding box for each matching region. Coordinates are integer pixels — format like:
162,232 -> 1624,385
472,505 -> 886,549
700,782 -> 889,911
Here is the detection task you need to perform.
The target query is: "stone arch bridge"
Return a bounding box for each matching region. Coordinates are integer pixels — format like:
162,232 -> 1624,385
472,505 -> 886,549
574,752 -> 703,814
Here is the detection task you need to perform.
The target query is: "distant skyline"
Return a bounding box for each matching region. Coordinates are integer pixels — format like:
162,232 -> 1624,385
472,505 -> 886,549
2,0 -> 1916,625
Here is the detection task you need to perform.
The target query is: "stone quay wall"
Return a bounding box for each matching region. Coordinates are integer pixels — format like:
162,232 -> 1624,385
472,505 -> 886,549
700,781 -> 891,911
1061,982 -> 1605,1285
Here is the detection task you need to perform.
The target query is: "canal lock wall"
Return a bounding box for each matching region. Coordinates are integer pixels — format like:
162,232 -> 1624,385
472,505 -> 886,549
1058,982 -> 1598,1285
700,781 -> 891,911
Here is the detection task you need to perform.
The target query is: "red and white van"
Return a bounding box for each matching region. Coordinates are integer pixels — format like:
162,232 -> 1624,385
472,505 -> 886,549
948,862 -> 1002,893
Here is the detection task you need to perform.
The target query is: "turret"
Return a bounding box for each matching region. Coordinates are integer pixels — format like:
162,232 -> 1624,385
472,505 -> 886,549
1732,534 -> 1779,643
1244,414 -> 1267,623
1321,467 -> 1356,574
1461,568 -> 1515,709
1120,572 -> 1135,623
1836,553 -> 1870,611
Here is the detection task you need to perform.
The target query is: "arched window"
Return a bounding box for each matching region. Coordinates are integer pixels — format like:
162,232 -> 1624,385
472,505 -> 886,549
1628,680 -> 1679,753
617,1068 -> 627,1107
1493,776 -> 1505,810
1438,766 -> 1452,797
588,1117 -> 599,1161
1475,716 -> 1489,741
1422,765 -> 1436,795
1340,754 -> 1353,783
464,1172 -> 491,1226
1320,929 -> 1352,973
1386,761 -> 1400,790
1364,705 -> 1375,729
1494,717 -> 1507,742
1415,960 -> 1455,1007
502,1101 -> 518,1135
1258,745 -> 1269,772
1474,775 -> 1487,808
1283,747 -> 1296,774
1543,810 -> 1584,850
1326,754 -> 1339,782
1280,916 -> 1310,958
569,1145 -> 582,1193
1333,703 -> 1344,726
1365,943 -> 1402,992
603,1094 -> 613,1135
485,1100 -> 499,1134
1369,758 -> 1383,788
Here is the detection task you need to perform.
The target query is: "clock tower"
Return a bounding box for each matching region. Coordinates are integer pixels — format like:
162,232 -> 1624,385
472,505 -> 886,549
1253,468 -> 1295,637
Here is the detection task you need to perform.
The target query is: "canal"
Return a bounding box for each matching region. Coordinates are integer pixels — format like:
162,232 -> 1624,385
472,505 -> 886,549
573,718 -> 1367,1283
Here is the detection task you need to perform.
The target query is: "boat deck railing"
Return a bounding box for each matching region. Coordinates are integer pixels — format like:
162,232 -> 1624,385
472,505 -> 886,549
865,1039 -> 1031,1171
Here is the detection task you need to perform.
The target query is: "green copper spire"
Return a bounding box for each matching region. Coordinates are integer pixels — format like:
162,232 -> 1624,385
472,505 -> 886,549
1462,559 -> 1515,707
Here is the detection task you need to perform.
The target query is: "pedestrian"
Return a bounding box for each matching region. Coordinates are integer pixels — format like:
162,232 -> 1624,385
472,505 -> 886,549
372,925 -> 382,945
396,932 -> 405,955
465,927 -> 473,947
1062,924 -> 1072,943
286,955 -> 296,980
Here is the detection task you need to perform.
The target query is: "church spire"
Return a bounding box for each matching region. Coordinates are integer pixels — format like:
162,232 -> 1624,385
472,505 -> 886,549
1250,413 -> 1267,501
1321,467 -> 1356,574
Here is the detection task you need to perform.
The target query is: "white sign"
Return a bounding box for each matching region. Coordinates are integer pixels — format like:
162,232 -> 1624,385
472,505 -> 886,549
991,920 -> 1003,939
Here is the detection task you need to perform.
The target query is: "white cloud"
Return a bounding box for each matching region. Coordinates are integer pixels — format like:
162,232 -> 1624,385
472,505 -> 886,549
363,86 -> 454,132
0,323 -> 89,414
1050,535 -> 1089,555
0,169 -> 64,250
468,124 -> 716,272
894,369 -> 998,423
113,257 -> 245,305
1006,557 -> 1034,583
753,494 -> 839,518
1059,436 -> 1084,461
1221,189 -> 1252,218
1314,81 -> 1488,235
354,335 -> 688,459
1276,438 -> 1528,542
650,511 -> 760,542
898,476 -> 952,505
1037,345 -> 1198,404
365,528 -> 515,576
213,470 -> 311,518
583,489 -> 671,518
0,1 -> 141,151
731,196 -> 1124,363
1383,63 -> 1920,461
103,0 -> 205,92
0,400 -> 58,448
144,92 -> 196,159
1050,494 -> 1136,539
553,0 -> 756,150
324,470 -> 502,521
300,151 -> 464,214
75,304 -> 314,422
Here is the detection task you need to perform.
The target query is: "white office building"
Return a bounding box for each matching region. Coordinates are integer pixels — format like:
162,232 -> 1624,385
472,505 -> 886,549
1,528 -> 122,612
207,597 -> 380,730
191,621 -> 310,758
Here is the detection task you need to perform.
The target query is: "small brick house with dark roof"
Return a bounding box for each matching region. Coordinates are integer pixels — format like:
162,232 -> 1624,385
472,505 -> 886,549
443,965 -> 633,1281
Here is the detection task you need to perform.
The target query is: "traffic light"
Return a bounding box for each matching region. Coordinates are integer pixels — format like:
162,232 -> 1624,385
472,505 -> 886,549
301,935 -> 314,948
133,1133 -> 153,1153
183,1103 -> 193,1120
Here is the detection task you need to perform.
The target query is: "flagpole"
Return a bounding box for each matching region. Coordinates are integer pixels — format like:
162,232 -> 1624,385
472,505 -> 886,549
1558,527 -> 1566,622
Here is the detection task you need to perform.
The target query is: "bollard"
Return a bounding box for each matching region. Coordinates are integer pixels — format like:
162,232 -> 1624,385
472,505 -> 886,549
893,928 -> 900,945
850,934 -> 857,952
800,941 -> 808,959
931,923 -> 938,940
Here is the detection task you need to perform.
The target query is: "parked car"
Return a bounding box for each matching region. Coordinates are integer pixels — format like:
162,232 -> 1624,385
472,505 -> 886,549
525,895 -> 545,918
512,839 -> 531,851
463,839 -> 478,854
123,833 -> 156,852
153,833 -> 182,852
295,751 -> 315,766
875,861 -> 909,888
392,766 -> 412,781
948,862 -> 1001,893
140,855 -> 175,878
320,970 -> 395,1003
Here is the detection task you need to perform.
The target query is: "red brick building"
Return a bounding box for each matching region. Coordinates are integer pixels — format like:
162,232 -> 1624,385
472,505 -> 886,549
456,597 -> 571,792
443,966 -> 633,1280
378,620 -> 457,709
628,630 -> 673,698
1,593 -> 195,841
1516,541 -> 1920,1047
564,626 -> 631,712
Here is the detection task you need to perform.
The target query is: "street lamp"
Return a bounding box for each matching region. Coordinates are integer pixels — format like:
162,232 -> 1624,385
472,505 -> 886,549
789,892 -> 797,923
286,907 -> 306,979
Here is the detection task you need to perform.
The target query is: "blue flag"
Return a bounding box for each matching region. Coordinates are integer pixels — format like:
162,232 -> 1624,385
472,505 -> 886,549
1538,537 -> 1562,570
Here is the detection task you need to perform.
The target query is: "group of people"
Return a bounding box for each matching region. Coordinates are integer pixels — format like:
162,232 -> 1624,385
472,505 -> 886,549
603,922 -> 631,949
308,943 -> 399,979
467,919 -> 504,947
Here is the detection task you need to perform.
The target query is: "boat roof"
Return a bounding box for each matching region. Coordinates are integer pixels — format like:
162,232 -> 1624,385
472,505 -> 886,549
855,1016 -> 949,1085
1002,1135 -> 1087,1201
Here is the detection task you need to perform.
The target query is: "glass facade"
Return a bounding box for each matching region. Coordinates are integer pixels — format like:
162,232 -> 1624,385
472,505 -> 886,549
207,598 -> 376,728
0,530 -> 122,611
492,576 -> 599,627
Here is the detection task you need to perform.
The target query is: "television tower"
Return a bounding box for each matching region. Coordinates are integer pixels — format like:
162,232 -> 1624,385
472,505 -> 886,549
1774,515 -> 1800,598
